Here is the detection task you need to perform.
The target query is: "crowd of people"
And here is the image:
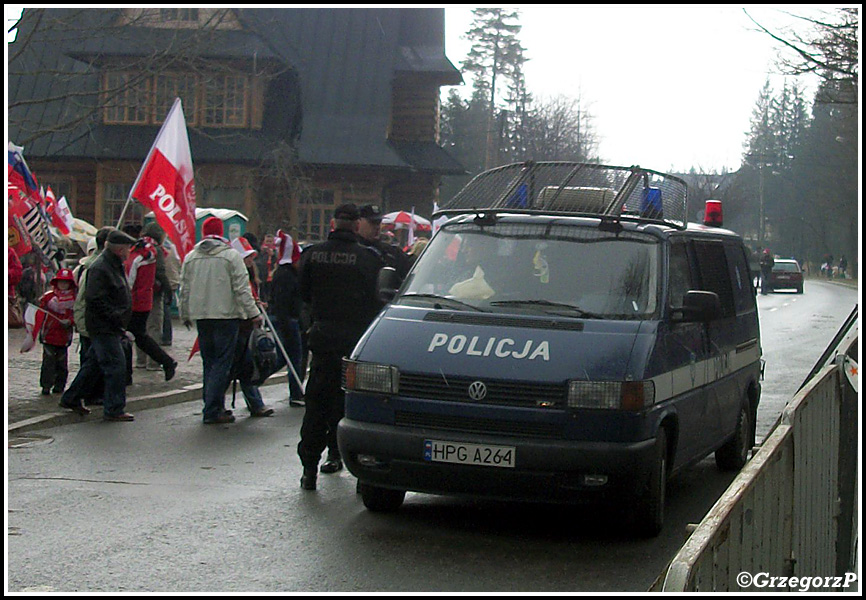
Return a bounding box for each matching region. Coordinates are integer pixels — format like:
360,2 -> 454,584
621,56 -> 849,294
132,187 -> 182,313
820,254 -> 848,280
11,203 -> 422,491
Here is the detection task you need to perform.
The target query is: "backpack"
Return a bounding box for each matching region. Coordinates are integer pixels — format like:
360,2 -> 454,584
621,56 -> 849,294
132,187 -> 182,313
18,267 -> 40,304
248,325 -> 279,386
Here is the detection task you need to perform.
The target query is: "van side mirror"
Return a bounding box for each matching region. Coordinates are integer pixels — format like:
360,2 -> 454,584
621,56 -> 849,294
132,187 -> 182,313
674,290 -> 722,322
377,266 -> 400,303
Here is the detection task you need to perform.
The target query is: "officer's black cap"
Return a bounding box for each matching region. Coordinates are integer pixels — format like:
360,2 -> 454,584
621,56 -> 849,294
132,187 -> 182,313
334,203 -> 360,221
359,204 -> 383,221
107,230 -> 137,245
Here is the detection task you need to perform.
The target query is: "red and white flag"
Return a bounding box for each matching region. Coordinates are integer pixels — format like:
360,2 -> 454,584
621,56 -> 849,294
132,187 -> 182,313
131,98 -> 197,259
55,195 -> 75,235
45,186 -> 72,235
44,186 -> 56,216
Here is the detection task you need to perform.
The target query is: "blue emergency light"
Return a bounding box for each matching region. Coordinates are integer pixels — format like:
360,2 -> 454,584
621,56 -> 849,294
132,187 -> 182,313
640,187 -> 663,219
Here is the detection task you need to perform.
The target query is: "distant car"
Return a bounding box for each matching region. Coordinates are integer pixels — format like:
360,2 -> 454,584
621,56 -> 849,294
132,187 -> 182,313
769,259 -> 804,293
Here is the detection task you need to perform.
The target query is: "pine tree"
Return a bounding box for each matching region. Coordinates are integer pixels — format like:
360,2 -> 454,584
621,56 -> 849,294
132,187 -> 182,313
461,8 -> 528,169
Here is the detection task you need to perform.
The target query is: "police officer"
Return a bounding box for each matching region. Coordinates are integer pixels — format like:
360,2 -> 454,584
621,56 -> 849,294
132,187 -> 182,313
357,204 -> 412,280
298,203 -> 383,490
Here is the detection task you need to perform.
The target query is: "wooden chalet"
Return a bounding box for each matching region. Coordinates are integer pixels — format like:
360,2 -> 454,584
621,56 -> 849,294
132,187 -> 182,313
7,8 -> 464,241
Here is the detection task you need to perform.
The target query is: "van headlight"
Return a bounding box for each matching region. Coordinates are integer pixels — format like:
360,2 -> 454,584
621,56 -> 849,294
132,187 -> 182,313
567,381 -> 655,411
343,359 -> 399,394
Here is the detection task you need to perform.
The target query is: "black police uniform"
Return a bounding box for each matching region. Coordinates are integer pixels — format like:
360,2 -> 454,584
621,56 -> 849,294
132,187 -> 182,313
360,237 -> 412,280
297,226 -> 383,477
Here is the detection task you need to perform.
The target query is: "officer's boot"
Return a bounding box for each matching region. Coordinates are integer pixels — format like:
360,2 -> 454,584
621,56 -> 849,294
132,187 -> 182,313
300,466 -> 317,491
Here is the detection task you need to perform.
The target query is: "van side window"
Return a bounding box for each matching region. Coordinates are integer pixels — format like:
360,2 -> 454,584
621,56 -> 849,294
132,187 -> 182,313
694,241 -> 735,318
725,244 -> 756,314
668,241 -> 692,309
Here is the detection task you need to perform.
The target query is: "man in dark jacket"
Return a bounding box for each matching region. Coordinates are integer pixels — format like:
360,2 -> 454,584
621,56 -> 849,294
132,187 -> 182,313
759,249 -> 775,295
60,229 -> 138,421
268,230 -> 305,407
357,204 -> 412,280
297,204 -> 383,490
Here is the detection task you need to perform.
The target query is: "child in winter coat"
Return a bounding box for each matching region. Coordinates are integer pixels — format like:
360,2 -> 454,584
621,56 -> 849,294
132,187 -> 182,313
21,268 -> 77,394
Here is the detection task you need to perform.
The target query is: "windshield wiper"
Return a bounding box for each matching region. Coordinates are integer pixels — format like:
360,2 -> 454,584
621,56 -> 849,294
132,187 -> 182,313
489,299 -> 600,318
400,293 -> 486,312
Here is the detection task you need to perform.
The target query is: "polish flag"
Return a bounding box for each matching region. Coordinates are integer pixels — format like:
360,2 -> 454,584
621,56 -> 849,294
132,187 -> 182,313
131,98 -> 197,259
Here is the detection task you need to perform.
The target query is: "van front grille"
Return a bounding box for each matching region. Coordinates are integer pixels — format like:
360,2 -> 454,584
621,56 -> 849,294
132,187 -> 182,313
394,411 -> 562,439
399,373 -> 567,408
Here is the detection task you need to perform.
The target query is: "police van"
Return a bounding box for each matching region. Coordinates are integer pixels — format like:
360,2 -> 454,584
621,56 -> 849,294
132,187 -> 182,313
338,162 -> 762,536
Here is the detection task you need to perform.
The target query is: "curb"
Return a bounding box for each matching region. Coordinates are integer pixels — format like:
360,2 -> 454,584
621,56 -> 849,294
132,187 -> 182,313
8,372 -> 290,436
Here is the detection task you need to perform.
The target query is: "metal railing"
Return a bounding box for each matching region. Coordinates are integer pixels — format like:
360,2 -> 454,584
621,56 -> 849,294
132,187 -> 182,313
659,351 -> 858,592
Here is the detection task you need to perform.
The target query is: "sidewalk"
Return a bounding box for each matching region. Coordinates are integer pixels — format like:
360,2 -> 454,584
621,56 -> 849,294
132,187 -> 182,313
6,318 -> 289,435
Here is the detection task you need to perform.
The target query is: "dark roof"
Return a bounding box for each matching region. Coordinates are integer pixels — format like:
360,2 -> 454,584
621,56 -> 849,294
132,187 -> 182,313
8,7 -> 463,174
390,141 -> 466,175
68,27 -> 283,64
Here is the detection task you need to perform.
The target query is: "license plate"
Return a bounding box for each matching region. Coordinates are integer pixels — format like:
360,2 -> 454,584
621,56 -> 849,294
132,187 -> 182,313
424,440 -> 516,468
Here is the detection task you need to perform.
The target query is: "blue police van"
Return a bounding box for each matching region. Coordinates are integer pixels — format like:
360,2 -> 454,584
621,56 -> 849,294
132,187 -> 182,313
338,162 -> 762,536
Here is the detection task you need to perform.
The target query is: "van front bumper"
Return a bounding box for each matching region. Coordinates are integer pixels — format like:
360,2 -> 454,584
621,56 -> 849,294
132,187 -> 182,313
338,418 -> 657,503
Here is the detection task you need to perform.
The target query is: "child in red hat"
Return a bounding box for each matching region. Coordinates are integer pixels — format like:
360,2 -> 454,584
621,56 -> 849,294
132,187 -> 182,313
21,268 -> 77,395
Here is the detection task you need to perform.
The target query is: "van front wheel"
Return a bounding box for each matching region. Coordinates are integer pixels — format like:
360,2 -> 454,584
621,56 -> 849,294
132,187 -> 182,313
715,403 -> 752,471
634,428 -> 667,537
359,482 -> 406,512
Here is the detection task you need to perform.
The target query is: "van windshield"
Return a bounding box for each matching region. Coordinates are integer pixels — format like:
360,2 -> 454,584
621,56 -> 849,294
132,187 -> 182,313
399,222 -> 661,319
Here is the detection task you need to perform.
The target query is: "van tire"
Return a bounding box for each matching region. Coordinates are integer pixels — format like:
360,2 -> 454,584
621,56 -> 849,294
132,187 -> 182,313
634,428 -> 667,537
715,403 -> 752,471
359,482 -> 406,512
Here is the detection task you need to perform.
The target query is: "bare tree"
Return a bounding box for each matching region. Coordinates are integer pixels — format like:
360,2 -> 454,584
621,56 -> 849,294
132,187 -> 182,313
744,7 -> 858,104
514,94 -> 599,163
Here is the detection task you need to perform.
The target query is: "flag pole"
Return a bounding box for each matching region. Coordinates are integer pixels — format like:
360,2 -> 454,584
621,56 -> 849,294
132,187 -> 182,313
116,97 -> 182,229
261,311 -> 306,394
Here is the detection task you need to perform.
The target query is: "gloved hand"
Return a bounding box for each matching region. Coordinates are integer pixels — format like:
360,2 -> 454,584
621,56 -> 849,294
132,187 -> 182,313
183,321 -> 192,331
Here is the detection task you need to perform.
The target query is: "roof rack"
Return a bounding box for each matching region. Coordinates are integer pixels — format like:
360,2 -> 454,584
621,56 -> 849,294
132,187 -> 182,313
435,161 -> 689,229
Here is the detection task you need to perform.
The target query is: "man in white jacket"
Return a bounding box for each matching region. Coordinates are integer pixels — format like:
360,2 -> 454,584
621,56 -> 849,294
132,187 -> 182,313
180,217 -> 262,424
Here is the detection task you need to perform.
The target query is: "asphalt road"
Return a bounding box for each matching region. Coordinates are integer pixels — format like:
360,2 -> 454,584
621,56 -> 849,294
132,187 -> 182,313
6,390 -> 740,593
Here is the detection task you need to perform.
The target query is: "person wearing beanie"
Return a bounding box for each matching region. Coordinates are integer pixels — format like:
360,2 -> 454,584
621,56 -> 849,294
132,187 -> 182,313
296,203 -> 383,490
268,229 -> 305,408
201,216 -> 226,239
138,222 -> 174,371
125,223 -> 178,381
180,216 -> 262,424
60,228 -> 138,421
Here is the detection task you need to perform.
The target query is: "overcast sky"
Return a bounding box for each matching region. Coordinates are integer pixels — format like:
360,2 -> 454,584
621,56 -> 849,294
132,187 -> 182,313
444,5 -> 827,173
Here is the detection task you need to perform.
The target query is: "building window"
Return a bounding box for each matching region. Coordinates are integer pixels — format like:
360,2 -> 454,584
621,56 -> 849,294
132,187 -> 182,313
104,72 -> 151,125
103,183 -> 144,227
103,70 -> 250,128
297,189 -> 335,242
154,73 -> 198,124
203,75 -> 248,127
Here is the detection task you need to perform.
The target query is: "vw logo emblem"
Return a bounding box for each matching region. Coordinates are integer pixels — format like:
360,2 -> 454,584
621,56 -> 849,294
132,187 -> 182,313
468,381 -> 487,401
